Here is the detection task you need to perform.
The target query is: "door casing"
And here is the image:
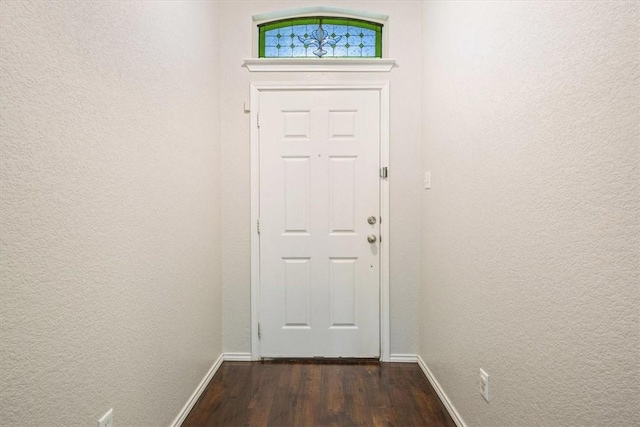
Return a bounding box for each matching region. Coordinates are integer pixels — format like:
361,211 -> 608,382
250,81 -> 390,361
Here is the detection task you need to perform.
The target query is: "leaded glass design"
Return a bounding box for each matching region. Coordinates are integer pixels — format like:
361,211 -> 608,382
259,17 -> 382,58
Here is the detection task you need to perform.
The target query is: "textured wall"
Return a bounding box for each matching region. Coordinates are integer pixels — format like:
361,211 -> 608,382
218,0 -> 423,356
420,1 -> 639,426
0,2 -> 222,425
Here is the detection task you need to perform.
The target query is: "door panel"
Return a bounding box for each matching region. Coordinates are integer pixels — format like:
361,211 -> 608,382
283,258 -> 311,327
283,158 -> 310,233
329,258 -> 357,327
259,89 -> 380,358
329,157 -> 357,233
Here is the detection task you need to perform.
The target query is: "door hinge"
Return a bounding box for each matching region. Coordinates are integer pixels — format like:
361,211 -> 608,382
257,113 -> 260,128
258,322 -> 262,339
380,167 -> 388,179
257,218 -> 261,235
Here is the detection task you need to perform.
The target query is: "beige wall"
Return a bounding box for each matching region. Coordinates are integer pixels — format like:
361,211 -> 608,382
219,0 -> 423,356
419,1 -> 639,426
0,2 -> 222,425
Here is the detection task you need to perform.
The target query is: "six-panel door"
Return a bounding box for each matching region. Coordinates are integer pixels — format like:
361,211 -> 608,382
259,89 -> 380,358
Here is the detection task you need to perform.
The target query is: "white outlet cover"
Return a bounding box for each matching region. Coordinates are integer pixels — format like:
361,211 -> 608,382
98,408 -> 113,427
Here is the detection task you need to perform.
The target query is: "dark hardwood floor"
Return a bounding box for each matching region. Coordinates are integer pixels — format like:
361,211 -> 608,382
182,361 -> 456,427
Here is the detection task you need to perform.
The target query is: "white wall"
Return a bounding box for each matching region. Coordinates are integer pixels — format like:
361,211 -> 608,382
420,2 -> 639,426
0,2 -> 222,425
218,0 -> 423,356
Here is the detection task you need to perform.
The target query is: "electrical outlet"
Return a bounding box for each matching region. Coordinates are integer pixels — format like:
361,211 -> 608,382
480,369 -> 490,402
98,408 -> 113,427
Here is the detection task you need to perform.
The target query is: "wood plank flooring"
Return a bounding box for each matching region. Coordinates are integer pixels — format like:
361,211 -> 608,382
182,361 -> 456,427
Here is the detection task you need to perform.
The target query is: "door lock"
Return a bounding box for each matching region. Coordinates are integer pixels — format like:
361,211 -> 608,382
367,216 -> 377,225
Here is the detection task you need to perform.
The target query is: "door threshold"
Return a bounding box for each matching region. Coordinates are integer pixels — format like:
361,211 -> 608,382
260,357 -> 380,365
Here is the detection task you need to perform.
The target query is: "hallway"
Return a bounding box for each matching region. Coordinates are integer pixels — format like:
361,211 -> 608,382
1,1 -> 637,426
183,361 -> 455,427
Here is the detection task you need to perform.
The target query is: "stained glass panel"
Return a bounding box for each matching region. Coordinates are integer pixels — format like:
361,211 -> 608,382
259,17 -> 382,58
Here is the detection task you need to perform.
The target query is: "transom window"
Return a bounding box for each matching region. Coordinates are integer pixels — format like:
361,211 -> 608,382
258,17 -> 382,58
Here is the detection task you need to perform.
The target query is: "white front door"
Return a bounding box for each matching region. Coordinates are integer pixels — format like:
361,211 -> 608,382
258,89 -> 381,358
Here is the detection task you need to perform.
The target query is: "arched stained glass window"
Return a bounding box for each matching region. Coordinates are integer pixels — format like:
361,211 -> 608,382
259,17 -> 382,58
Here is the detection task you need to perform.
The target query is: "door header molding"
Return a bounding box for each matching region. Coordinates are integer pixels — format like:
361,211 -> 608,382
243,58 -> 396,73
252,7 -> 389,23
250,81 -> 390,91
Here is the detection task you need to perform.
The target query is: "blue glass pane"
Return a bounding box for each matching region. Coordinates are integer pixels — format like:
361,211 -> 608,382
322,24 -> 335,36
348,46 -> 362,57
332,25 -> 347,36
334,35 -> 347,47
277,26 -> 292,36
361,46 -> 375,57
305,24 -> 317,37
278,47 -> 293,57
265,36 -> 279,47
292,46 -> 307,57
348,26 -> 361,36
333,46 -> 347,57
361,28 -> 375,37
362,35 -> 376,46
292,25 -> 306,37
265,46 -> 278,57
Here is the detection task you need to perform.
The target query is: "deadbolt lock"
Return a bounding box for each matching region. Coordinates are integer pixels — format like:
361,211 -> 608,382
367,216 -> 377,225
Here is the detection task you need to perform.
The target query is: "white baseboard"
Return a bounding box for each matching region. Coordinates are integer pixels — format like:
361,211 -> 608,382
172,352 -> 254,426
171,353 -> 224,427
223,352 -> 252,361
389,353 -> 418,363
417,355 -> 467,427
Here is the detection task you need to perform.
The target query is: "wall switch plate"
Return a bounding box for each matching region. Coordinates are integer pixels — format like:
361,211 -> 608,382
424,171 -> 431,189
480,369 -> 490,402
98,408 -> 113,427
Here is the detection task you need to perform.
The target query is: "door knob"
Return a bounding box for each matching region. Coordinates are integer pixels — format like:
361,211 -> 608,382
367,234 -> 377,244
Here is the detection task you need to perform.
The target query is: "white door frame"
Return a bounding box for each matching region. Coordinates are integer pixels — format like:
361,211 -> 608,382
250,81 -> 390,361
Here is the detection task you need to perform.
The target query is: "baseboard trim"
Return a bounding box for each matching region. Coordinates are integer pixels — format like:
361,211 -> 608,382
171,353 -> 224,427
223,352 -> 253,361
389,353 -> 418,363
417,355 -> 467,427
